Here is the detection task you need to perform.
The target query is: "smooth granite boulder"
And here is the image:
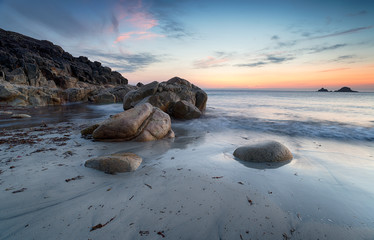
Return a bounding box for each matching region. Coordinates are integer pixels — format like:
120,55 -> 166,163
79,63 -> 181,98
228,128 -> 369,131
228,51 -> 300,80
170,100 -> 202,120
91,103 -> 174,142
123,77 -> 207,120
233,141 -> 293,163
85,152 -> 142,174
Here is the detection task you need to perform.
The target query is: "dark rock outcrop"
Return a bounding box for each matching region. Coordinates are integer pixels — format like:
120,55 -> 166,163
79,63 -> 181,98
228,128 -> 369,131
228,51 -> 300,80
123,77 -> 208,119
335,87 -> 358,92
317,88 -> 329,92
0,28 -> 133,106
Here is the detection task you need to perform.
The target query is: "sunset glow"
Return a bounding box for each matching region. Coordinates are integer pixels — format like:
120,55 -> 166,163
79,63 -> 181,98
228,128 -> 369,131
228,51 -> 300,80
1,0 -> 373,91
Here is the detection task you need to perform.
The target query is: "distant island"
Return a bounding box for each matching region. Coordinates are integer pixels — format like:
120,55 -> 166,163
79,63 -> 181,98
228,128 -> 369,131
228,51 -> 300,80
317,87 -> 358,92
335,87 -> 358,92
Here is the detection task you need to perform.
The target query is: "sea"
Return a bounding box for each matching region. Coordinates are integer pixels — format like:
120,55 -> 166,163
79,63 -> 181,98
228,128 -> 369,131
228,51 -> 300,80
2,90 -> 373,142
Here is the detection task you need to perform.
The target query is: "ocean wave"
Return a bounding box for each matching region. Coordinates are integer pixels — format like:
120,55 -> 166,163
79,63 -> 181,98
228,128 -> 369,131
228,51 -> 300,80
174,113 -> 374,142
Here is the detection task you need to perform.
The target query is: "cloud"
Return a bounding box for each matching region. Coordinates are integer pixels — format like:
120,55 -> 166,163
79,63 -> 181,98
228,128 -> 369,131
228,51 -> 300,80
193,56 -> 228,68
276,26 -> 373,51
111,14 -> 119,34
236,54 -> 293,68
236,61 -> 267,67
4,0 -> 89,37
114,31 -> 164,43
157,19 -> 190,39
348,10 -> 368,17
277,40 -> 297,48
308,26 -> 373,40
271,35 -> 280,40
310,44 -> 347,53
113,1 -> 165,43
319,68 -> 349,72
146,0 -> 192,39
332,55 -> 357,63
267,55 -> 292,63
81,49 -> 162,72
193,51 -> 234,68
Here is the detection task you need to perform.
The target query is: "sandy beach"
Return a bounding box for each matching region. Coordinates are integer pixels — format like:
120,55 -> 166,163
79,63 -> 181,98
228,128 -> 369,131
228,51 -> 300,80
1,116 -> 373,240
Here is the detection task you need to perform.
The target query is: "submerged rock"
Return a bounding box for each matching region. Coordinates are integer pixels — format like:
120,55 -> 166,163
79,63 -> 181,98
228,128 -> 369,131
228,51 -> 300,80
233,141 -> 293,163
123,77 -> 207,119
91,103 -> 174,142
85,152 -> 142,174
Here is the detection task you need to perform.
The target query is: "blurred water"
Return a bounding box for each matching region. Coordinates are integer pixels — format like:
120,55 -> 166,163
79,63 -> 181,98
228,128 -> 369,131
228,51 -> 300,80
1,90 -> 373,141
201,90 -> 374,141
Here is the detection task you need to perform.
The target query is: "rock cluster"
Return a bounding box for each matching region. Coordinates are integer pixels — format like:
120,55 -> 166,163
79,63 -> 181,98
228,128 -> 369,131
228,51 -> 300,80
82,103 -> 174,142
0,28 -> 134,106
234,141 -> 293,163
123,77 -> 207,120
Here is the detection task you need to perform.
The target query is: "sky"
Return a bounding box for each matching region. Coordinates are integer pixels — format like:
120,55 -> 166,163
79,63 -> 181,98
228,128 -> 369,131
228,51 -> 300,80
0,0 -> 373,91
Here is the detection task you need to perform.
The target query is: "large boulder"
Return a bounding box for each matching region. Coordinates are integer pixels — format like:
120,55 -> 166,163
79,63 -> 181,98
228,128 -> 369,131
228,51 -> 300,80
91,103 -> 174,142
85,152 -> 142,174
123,77 -> 207,119
170,100 -> 201,120
233,141 -> 293,163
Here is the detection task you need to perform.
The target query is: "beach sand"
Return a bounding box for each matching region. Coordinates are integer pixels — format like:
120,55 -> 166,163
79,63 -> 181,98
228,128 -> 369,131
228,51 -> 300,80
1,121 -> 374,239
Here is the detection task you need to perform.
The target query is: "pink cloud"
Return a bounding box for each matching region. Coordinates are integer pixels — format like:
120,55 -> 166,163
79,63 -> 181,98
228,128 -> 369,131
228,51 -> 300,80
114,31 -> 164,43
112,0 -> 162,43
127,12 -> 158,30
194,56 -> 229,68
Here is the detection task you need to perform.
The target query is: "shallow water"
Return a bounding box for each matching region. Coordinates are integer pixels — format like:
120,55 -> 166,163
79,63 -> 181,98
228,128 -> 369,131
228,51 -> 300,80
203,90 -> 374,141
2,90 -> 373,142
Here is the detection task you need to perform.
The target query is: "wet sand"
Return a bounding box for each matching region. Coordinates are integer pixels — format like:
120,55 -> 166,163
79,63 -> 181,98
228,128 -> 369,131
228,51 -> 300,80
0,121 -> 374,239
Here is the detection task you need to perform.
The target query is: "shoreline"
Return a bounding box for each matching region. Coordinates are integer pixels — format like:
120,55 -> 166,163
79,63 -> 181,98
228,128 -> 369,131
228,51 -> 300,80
1,121 -> 373,239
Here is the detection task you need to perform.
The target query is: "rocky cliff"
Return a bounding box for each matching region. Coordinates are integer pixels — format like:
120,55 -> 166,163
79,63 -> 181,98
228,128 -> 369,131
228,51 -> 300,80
0,28 -> 135,106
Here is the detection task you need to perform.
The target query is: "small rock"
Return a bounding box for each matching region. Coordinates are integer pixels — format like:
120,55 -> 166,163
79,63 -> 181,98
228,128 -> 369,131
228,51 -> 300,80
81,124 -> 100,138
11,114 -> 31,118
0,111 -> 13,115
85,152 -> 142,174
233,141 -> 293,163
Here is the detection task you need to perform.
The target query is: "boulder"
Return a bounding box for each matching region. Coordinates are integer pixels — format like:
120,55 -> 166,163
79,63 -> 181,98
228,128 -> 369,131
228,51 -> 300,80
81,124 -> 100,138
233,141 -> 293,163
11,113 -> 31,118
93,90 -> 116,104
85,152 -> 142,174
170,100 -> 201,120
123,77 -> 207,120
91,103 -> 174,142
